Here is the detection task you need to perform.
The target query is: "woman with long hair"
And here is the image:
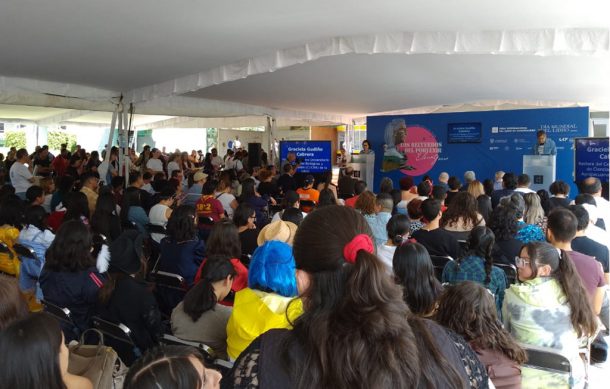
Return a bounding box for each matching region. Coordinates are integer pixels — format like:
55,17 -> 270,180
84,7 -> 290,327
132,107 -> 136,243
440,191 -> 485,241
436,281 -> 526,389
120,186 -> 149,233
214,175 -> 238,219
124,345 -> 221,389
317,188 -> 337,208
468,180 -> 492,224
98,230 -> 162,364
0,275 -> 29,330
227,205 -> 487,388
50,175 -> 74,212
0,312 -> 93,389
172,259 -> 235,359
393,242 -> 443,317
90,192 -> 122,242
504,241 -> 598,388
40,220 -> 104,337
194,221 -> 248,296
523,192 -> 546,231
159,205 -> 205,286
442,226 -> 507,315
233,203 -> 260,258
376,214 -> 410,272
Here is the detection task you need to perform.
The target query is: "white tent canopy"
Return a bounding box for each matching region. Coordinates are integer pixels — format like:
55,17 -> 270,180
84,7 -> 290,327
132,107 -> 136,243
1,0 -> 609,123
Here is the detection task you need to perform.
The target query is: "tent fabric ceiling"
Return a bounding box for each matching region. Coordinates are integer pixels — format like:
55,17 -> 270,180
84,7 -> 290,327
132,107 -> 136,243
1,0 -> 609,121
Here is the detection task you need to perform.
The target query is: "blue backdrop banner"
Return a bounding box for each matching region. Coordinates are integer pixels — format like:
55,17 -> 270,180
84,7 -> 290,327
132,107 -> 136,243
366,107 -> 589,195
574,137 -> 609,183
279,140 -> 332,173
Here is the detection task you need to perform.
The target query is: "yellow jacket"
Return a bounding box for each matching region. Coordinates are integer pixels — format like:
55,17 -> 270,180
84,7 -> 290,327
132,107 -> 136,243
226,288 -> 303,360
0,225 -> 20,277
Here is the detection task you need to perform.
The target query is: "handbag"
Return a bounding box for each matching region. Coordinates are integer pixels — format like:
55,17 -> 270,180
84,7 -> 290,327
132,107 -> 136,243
68,329 -> 128,389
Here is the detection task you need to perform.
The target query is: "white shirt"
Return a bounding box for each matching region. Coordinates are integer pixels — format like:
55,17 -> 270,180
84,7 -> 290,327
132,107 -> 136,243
146,158 -> 163,173
214,192 -> 237,219
271,209 -> 307,223
211,155 -> 223,169
594,196 -> 610,233
514,187 -> 535,194
376,244 -> 397,275
167,161 -> 180,176
224,158 -> 243,171
142,183 -> 155,195
9,161 -> 33,193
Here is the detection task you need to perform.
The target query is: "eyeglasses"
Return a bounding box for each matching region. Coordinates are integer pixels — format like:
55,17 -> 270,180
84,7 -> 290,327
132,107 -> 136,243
514,256 -> 531,268
248,215 -> 256,221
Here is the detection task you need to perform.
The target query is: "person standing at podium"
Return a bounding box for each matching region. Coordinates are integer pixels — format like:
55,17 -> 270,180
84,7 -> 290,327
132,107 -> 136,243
532,130 -> 557,155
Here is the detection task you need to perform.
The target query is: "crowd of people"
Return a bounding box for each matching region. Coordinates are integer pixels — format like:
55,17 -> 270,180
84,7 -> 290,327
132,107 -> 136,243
0,140 -> 608,388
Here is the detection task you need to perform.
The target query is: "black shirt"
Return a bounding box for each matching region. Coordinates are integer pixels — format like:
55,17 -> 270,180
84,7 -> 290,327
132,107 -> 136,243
547,197 -> 570,214
277,174 -> 297,194
239,228 -> 260,257
572,236 -> 609,273
411,228 -> 462,259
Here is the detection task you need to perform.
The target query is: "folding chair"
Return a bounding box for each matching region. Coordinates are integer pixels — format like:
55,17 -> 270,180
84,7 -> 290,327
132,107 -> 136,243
429,255 -> 454,282
12,243 -> 38,262
160,334 -> 234,371
92,316 -> 142,366
147,224 -> 167,235
42,299 -> 81,341
495,263 -> 518,288
0,241 -> 15,277
521,343 -> 572,384
299,200 -> 316,213
149,271 -> 188,317
198,216 -> 215,226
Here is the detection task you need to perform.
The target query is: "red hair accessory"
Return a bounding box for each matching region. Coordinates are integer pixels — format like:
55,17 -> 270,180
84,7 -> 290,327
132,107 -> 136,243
343,234 -> 374,264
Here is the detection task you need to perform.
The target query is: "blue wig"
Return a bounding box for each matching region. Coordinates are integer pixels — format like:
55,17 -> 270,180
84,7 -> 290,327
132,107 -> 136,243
248,240 -> 298,297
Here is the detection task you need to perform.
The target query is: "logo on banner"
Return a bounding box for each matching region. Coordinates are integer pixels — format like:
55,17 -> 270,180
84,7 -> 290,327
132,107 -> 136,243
382,119 -> 440,175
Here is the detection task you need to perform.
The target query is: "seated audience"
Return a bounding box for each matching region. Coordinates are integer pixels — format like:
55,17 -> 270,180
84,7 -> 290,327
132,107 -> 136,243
39,220 -> 105,337
0,312 -> 93,389
411,199 -> 461,259
25,185 -> 45,207
435,282 -> 526,389
488,196 -> 527,265
570,205 -> 609,283
514,173 -> 535,194
234,203 -> 260,258
159,205 -> 205,287
431,184 -> 448,211
395,175 -> 418,214
257,168 -> 279,201
184,170 -> 207,207
379,176 -> 394,194
276,163 -> 297,195
257,220 -> 298,247
444,176 -> 461,206
195,221 -> 248,296
406,198 -> 424,235
502,193 -> 545,244
440,191 -> 485,241
280,207 -> 304,226
546,208 -> 605,314
50,175 -> 74,212
377,214 -> 410,272
0,275 -> 29,330
120,186 -> 149,233
503,241 -> 598,388
227,205 -> 488,387
317,188 -> 338,208
97,230 -> 162,363
79,173 -> 100,217
523,192 -> 547,232
196,180 -> 225,237
226,240 -> 302,360
392,242 -> 442,317
214,175 -> 238,219
468,180 -> 492,223
147,186 -> 175,244
18,206 -> 55,308
171,259 -> 235,359
90,192 -> 122,242
239,178 -> 270,229
548,180 -> 571,212
442,226 -> 507,315
354,190 -> 377,232
337,166 -> 356,199
369,193 -> 394,246
344,180 -> 367,208
123,345 -> 221,389
536,189 -> 551,215
491,172 -> 518,209
271,190 -> 306,222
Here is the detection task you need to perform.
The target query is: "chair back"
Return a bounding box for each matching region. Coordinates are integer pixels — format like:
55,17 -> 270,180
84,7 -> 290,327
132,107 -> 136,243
198,216 -> 215,226
160,334 -> 234,371
92,316 -> 142,365
429,255 -> 454,281
42,299 -> 80,340
147,224 -> 167,235
299,200 -> 316,213
522,343 -> 572,376
149,270 -> 187,291
13,243 -> 39,262
0,241 -> 13,258
495,263 -> 518,288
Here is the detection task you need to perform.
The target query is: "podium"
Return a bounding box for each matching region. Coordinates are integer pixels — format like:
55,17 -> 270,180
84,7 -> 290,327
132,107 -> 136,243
349,154 -> 375,189
523,155 -> 556,192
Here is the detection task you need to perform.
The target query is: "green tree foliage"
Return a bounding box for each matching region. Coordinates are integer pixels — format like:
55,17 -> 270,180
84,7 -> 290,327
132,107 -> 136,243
5,131 -> 26,149
47,131 -> 77,151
